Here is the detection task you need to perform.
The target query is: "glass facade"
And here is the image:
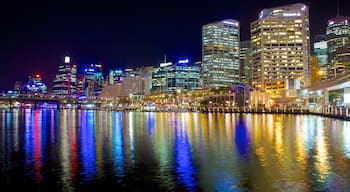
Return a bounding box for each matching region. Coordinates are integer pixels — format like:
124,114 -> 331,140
152,60 -> 201,93
202,19 -> 240,88
251,3 -> 310,88
53,56 -> 77,95
84,64 -> 103,97
326,16 -> 350,79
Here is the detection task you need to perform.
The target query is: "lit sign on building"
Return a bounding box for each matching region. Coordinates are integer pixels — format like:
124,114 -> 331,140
283,12 -> 301,17
160,62 -> 172,67
178,59 -> 189,64
64,56 -> 70,63
223,21 -> 238,26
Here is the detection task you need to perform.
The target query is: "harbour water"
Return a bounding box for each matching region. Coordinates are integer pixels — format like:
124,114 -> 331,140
0,109 -> 350,191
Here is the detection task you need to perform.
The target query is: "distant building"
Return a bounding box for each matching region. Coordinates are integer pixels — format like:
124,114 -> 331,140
83,64 -> 103,97
151,59 -> 201,93
326,16 -> 350,79
313,35 -> 328,82
202,19 -> 240,88
251,3 -> 311,88
22,74 -> 47,95
239,40 -> 252,85
53,56 -> 77,95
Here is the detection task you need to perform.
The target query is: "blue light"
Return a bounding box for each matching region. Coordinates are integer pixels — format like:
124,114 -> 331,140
178,59 -> 189,64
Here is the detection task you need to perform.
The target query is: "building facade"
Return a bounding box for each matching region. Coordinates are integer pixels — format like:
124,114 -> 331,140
202,19 -> 240,88
53,56 -> 77,95
83,64 -> 103,97
152,59 -> 201,93
239,40 -> 252,85
326,16 -> 350,79
313,34 -> 328,82
251,3 -> 311,88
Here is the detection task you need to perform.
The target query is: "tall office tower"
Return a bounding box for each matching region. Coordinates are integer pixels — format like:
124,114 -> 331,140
326,16 -> 350,79
83,64 -> 103,97
239,40 -> 252,85
251,3 -> 310,88
314,35 -> 328,82
53,56 -> 77,95
202,19 -> 240,88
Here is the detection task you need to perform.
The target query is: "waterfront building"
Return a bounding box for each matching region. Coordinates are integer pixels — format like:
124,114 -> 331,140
83,64 -> 103,97
151,59 -> 201,93
310,56 -> 321,86
326,16 -> 350,79
239,40 -> 252,85
22,74 -> 47,95
108,69 -> 124,85
251,3 -> 311,88
53,56 -> 78,95
202,19 -> 240,88
313,35 -> 328,82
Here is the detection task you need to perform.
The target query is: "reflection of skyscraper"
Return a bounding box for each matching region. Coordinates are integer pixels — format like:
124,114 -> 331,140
53,56 -> 77,95
251,3 -> 310,87
202,19 -> 240,88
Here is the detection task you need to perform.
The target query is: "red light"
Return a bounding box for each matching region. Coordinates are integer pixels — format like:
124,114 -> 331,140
73,65 -> 77,68
36,74 -> 40,78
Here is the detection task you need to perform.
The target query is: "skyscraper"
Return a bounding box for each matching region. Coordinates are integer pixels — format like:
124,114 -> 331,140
202,19 -> 240,88
239,40 -> 252,85
53,56 -> 77,96
251,3 -> 310,88
83,64 -> 103,97
326,16 -> 350,79
313,35 -> 328,82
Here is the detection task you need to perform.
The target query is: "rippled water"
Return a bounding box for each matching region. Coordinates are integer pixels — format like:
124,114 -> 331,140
0,109 -> 350,191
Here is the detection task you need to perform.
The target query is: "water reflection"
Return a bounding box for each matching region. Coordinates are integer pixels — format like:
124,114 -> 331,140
0,110 -> 350,191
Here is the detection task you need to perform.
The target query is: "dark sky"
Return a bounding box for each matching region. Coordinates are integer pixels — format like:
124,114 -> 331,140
1,0 -> 349,91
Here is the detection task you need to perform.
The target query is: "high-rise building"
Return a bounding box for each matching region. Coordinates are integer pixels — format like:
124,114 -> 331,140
23,74 -> 47,95
202,19 -> 240,88
239,40 -> 252,85
83,64 -> 103,97
313,35 -> 328,81
53,56 -> 77,95
152,59 -> 201,93
251,3 -> 310,88
326,16 -> 350,79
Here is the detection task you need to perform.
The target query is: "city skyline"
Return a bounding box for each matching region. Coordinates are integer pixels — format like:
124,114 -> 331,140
1,0 -> 349,91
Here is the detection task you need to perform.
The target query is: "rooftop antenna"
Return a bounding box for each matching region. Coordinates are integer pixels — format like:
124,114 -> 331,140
164,54 -> 167,63
337,0 -> 340,17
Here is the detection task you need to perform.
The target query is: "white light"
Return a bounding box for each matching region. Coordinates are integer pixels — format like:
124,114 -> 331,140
160,62 -> 172,67
64,56 -> 70,63
223,21 -> 238,26
283,12 -> 301,17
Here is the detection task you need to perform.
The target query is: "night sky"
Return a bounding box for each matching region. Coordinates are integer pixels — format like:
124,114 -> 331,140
1,0 -> 349,91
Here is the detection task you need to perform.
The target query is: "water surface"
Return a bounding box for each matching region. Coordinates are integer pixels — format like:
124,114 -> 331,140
0,109 -> 349,191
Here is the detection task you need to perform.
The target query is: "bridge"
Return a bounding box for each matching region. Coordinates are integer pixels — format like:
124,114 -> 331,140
0,94 -> 103,109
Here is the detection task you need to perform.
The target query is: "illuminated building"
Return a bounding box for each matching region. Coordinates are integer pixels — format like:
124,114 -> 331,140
151,59 -> 201,93
251,3 -> 311,88
108,69 -> 124,85
53,56 -> 77,95
202,19 -> 240,88
239,40 -> 252,85
23,74 -> 47,95
313,35 -> 328,82
100,66 -> 153,98
83,64 -> 103,97
326,16 -> 350,79
310,56 -> 321,86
